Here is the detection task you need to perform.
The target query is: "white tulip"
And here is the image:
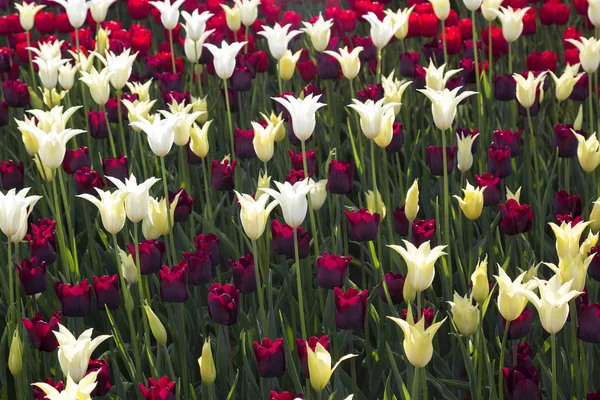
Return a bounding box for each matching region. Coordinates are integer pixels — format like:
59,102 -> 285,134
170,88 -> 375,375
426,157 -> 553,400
272,94 -> 326,141
149,0 -> 185,31
0,188 -> 42,243
261,178 -> 315,228
203,40 -> 247,79
257,23 -> 302,60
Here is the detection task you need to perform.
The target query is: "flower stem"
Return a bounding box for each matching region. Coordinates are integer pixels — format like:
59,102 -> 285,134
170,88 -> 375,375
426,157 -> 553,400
441,19 -> 447,65
472,10 -> 482,123
52,177 -> 71,283
498,318 -> 510,400
411,366 -> 420,400
251,238 -> 267,333
441,129 -> 452,293
116,90 -> 128,158
160,156 -> 177,266
526,108 -> 543,261
223,78 -> 235,163
551,332 -> 557,400
589,73 -> 594,135
25,34 -> 37,91
301,140 -> 320,258
168,29 -> 176,74
102,105 -> 118,158
293,228 -> 307,340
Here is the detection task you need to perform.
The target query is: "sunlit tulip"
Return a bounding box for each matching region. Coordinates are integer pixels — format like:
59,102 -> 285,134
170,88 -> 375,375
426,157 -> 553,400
448,292 -> 479,337
463,0 -> 482,11
122,99 -> 156,130
158,108 -> 205,146
506,186 -> 522,203
42,88 -> 67,108
183,31 -> 214,63
574,105 -> 584,131
258,23 -> 303,60
144,193 -> 181,237
308,178 -> 328,211
307,342 -> 357,392
260,111 -> 285,142
129,113 -> 184,157
302,13 -> 334,53
20,125 -> 85,170
234,191 -> 278,240
405,179 -> 419,222
456,131 -> 478,172
198,339 -> 216,385
279,50 -> 302,81
119,248 -> 137,284
220,4 -> 241,31
89,0 -> 117,23
428,0 -> 450,21
94,49 -> 138,90
34,57 -> 69,90
549,64 -> 585,102
573,131 -> 600,172
126,80 -> 153,102
53,324 -> 111,382
79,67 -> 114,106
494,268 -> 535,322
366,188 -> 386,219
261,179 -> 315,228
51,0 -> 89,28
591,199 -> 600,232
143,303 -> 167,345
96,27 -> 109,55
362,12 -> 401,49
388,240 -> 447,292
454,182 -> 485,220
384,6 -> 414,40
272,94 -> 326,141
489,6 -> 530,42
8,329 -> 22,376
481,0 -> 503,21
78,189 -> 126,235
203,40 -> 247,79
33,371 -> 100,400
58,62 -> 79,90
15,2 -> 45,31
424,60 -> 462,91
181,10 -> 213,41
373,109 -> 395,148
549,220 -> 591,261
348,98 -> 399,140
106,175 -> 160,223
513,71 -> 548,109
417,86 -> 477,131
545,253 -> 594,292
149,0 -> 185,30
471,255 -> 489,304
256,172 -> 271,198
517,275 -> 581,334
189,120 -> 212,158
252,121 -> 279,162
324,46 -> 363,80
381,71 -> 411,115
388,308 -> 447,367
566,37 -> 600,74
34,157 -> 56,183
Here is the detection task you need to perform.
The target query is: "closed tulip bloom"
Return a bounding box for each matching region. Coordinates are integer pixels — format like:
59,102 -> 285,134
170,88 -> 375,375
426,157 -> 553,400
22,312 -> 61,352
366,188 -> 386,219
203,41 -> 247,80
143,303 -> 167,345
456,131 -> 478,172
89,0 -> 117,22
454,182 -> 485,220
348,98 -> 399,140
79,67 -> 114,106
78,188 -> 126,235
302,14 -> 334,53
388,308 -> 447,367
549,220 -> 591,261
254,338 -> 286,378
405,179 -> 420,222
578,302 -> 600,343
105,175 -> 160,223
481,0 -> 503,21
258,23 -> 303,61
381,71 -> 411,115
307,342 -> 357,392
198,339 -> 216,385
448,292 -> 479,337
388,240 -> 447,292
417,86 -> 477,131
384,6 -> 414,40
494,268 -> 535,322
58,63 -> 79,91
51,0 -> 89,28
8,329 -> 22,377
566,37 -> 600,74
545,253 -> 595,292
0,188 -> 42,243
189,120 -> 212,159
471,256 -> 490,303
428,0 -> 450,20
520,275 -> 581,334
233,0 -> 259,26
181,10 -> 213,42
549,64 -> 585,102
272,94 -> 326,141
513,71 -> 548,109
589,0 -> 600,26
33,370 -> 100,400
94,49 -> 138,90
373,109 -> 396,148
144,194 -> 180,237
260,111 -> 286,142
252,121 -> 280,162
463,0 -> 482,11
220,4 -> 241,31
21,125 -> 85,170
234,190 -> 278,240
261,178 -> 314,228
362,12 -> 402,49
424,60 -> 462,91
489,6 -> 530,42
574,131 -> 600,172
15,2 -> 46,31
158,109 -> 205,147
308,178 -> 328,210
149,0 -> 185,30
53,324 -> 111,383
279,50 -> 301,81
130,114 -> 184,157
122,100 -> 156,130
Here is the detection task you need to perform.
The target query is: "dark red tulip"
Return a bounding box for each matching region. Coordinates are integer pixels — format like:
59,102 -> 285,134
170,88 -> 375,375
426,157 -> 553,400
234,128 -> 256,159
102,156 -> 129,183
289,150 -> 316,176
399,52 -> 420,78
157,72 -> 183,93
386,122 -> 404,153
526,51 -> 557,72
356,83 -> 383,102
334,287 -> 368,330
296,335 -> 330,378
499,199 -> 533,236
426,146 -> 456,176
62,146 -> 90,175
553,190 -> 582,218
163,91 -> 189,106
298,59 -> 317,81
212,159 -> 237,191
159,264 -> 188,302
182,249 -> 213,285
578,302 -> 600,343
2,80 -> 29,107
0,101 -> 8,126
554,124 -> 584,158
270,392 -> 304,400
588,245 -> 600,282
0,160 -> 24,190
503,366 -> 541,400
286,169 -> 306,184
420,14 -> 440,38
317,53 -> 341,80
169,188 -> 193,222
344,208 -> 380,242
15,258 -> 47,295
515,342 -> 534,368
231,66 -> 253,92
88,110 -> 109,140
21,312 -> 60,352
73,168 -> 105,195
488,143 -> 512,178
208,283 -> 240,325
392,206 -> 410,236
27,219 -> 57,266
54,281 -> 92,317
139,376 -> 176,400
230,253 -> 258,294
421,38 -> 444,64
352,36 -> 377,62
587,390 -> 600,400
327,160 -> 355,194
569,74 -> 589,101
93,275 -> 120,310
86,359 -> 111,396
379,273 -> 406,304
474,172 -> 501,206
127,239 -> 166,275
0,46 -> 13,73
411,219 -> 437,247
493,129 -> 522,157
271,220 -> 310,259
494,74 -> 516,101
316,252 -> 352,289
253,338 -> 286,378
194,233 -> 220,266
500,309 -> 535,340
33,378 -> 64,399
401,307 -> 435,328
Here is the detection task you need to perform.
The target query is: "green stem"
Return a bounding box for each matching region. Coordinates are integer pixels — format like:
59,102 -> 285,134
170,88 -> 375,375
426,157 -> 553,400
508,42 -> 512,74
498,319 -> 510,400
441,129 -> 453,293
472,10 -> 482,124
476,311 -> 484,399
301,140 -> 320,258
201,157 -> 213,222
116,90 -> 128,158
223,78 -> 236,163
526,109 -> 543,262
102,105 -> 118,158
411,367 -> 420,400
441,19 -> 447,65
7,240 -> 14,326
52,177 -> 71,283
169,29 -> 176,74
551,332 -> 557,400
160,156 -> 177,265
25,34 -> 37,91
589,73 -> 594,135
293,228 -> 307,339
376,48 -> 382,84
251,239 -> 267,332
58,170 -> 79,279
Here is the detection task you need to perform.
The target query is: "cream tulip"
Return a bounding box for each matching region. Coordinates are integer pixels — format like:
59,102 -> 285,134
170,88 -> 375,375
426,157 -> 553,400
78,189 -> 127,235
189,120 -> 213,158
143,303 -> 167,345
144,194 -> 181,237
234,191 -> 278,240
79,67 -> 114,106
34,56 -> 69,89
198,339 -> 217,385
89,0 -> 117,23
20,125 -> 85,170
513,71 -> 547,109
307,342 -> 357,392
549,220 -> 591,261
549,64 -> 585,102
362,12 -> 401,49
119,248 -> 138,284
574,131 -> 600,172
348,98 -> 399,140
489,6 -> 530,43
463,0 -> 482,12
428,0 -> 450,21
388,240 -> 447,292
324,46 -> 363,80
471,255 -> 489,304
0,188 -> 42,243
384,6 -> 414,40
545,254 -> 595,292
15,2 -> 46,31
301,13 -> 334,53
261,179 -> 315,228
481,0 -> 503,21
8,329 -> 22,377
381,71 -> 411,115
126,79 -> 153,102
308,178 -> 328,211
405,179 -> 419,222
453,182 -> 485,220
257,23 -> 302,60
58,62 -> 79,90
233,0 -> 259,26
590,199 -> 600,232
149,0 -> 185,31
220,4 -> 241,31
33,371 -> 100,400
272,94 -> 325,141
373,108 -> 395,148
566,37 -> 600,74
456,131 -> 478,172
424,59 -> 462,91
279,50 -> 301,81
494,268 -> 535,322
105,175 -> 160,223
129,113 -> 184,157
366,188 -> 386,219
51,0 -> 89,28
417,86 -> 478,131
448,292 -> 479,337
122,99 -> 156,130
181,9 -> 213,41
203,40 -> 247,79
506,186 -> 522,203
94,49 -> 138,90
252,121 -> 279,162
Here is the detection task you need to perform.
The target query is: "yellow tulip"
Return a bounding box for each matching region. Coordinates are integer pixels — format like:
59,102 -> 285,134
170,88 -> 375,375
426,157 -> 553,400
198,339 -> 216,385
143,302 -> 167,346
471,255 -> 489,304
494,268 -> 535,322
453,182 -> 485,220
405,179 -> 419,222
448,292 -> 479,337
279,50 -> 301,81
8,329 -> 22,377
307,342 -> 357,392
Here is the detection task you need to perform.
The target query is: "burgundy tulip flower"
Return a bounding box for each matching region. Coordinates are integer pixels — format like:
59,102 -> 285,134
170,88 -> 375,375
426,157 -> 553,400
182,249 -> 213,285
334,287 -> 368,330
488,143 -> 512,178
73,168 -> 105,195
212,159 -> 237,191
289,150 -> 316,176
426,146 -> 456,176
554,124 -> 584,158
356,83 -> 383,102
386,122 -> 404,153
0,160 -> 24,190
296,335 -> 330,378
503,366 -> 541,400
230,253 -> 258,294
231,66 -> 253,91
270,392 -> 304,400
317,53 -> 341,80
159,264 -> 188,302
553,190 -> 582,218
234,128 -> 256,159
494,74 -> 516,101
578,302 -> 600,343
61,147 -> 90,175
88,110 -> 109,140
208,283 -> 240,325
139,376 -> 176,400
157,72 -> 183,93
401,307 -> 435,328
102,155 -> 129,183
33,379 -> 64,399
127,239 -> 166,275
588,245 -> 600,282
493,129 -> 522,157
169,188 -> 193,222
399,52 -> 420,77
271,220 -> 310,259
86,359 -> 111,396
54,280 -> 92,317
474,173 -> 501,206
392,206 -> 410,236
298,59 -> 317,81
499,199 -> 533,236
316,252 -> 352,289
500,309 -> 535,340
194,233 -> 220,266
253,338 -> 286,378
27,219 -> 57,265
2,80 -> 29,107
515,343 -> 534,368
411,219 -> 437,247
588,390 -> 600,399
93,275 -> 120,310
21,312 -> 61,352
286,169 -> 306,184
327,160 -> 355,194
344,208 -> 380,242
379,272 -> 406,304
0,46 -> 13,72
15,258 -> 47,295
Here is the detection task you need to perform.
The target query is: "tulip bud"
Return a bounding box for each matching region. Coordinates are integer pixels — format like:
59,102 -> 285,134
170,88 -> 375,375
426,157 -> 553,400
471,256 -> 489,304
590,200 -> 600,232
374,109 -> 395,148
574,132 -> 600,173
574,105 -> 584,131
119,248 -> 138,284
279,50 -> 301,81
448,292 -> 479,337
405,179 -> 419,221
96,27 -> 110,55
8,329 -> 22,376
309,179 -> 328,211
42,88 -> 67,108
189,120 -> 212,159
366,188 -> 386,219
143,302 -> 167,345
457,131 -> 478,172
191,96 -> 209,124
198,339 -> 216,385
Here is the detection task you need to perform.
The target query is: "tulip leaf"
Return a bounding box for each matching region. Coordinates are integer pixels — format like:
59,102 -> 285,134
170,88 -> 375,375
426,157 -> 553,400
225,369 -> 239,400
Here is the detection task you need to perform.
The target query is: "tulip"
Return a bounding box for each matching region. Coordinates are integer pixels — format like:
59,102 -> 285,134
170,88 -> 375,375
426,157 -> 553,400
258,23 -> 303,61
362,12 -> 402,49
271,220 -> 310,259
306,342 -> 357,392
234,190 -> 278,240
203,40 -> 247,80
334,287 -> 368,330
578,302 -> 600,343
15,258 -> 47,295
454,182 -> 485,220
296,336 -> 330,378
33,371 -> 100,400
127,80 -> 153,102
22,312 -> 61,353
139,377 -> 176,400
545,253 -> 595,293
418,86 -> 477,131
0,188 -> 42,243
279,50 -> 301,81
94,49 -> 138,91
566,37 -> 600,74
149,0 -> 185,30
448,292 -> 479,337
189,120 -> 212,159
0,160 -> 24,191
78,189 -> 126,235
573,131 -> 600,172
388,307 -> 447,368
272,94 -> 326,141
513,71 -> 548,109
79,67 -> 114,106
159,264 -> 188,302
143,303 -> 167,345
51,0 -> 88,28
385,6 -> 414,40
208,283 -> 240,325
15,2 -> 46,31
324,46 -> 363,80
230,253 -> 257,293
470,256 -> 490,304
93,275 -> 120,310
252,121 -> 280,163
344,208 -> 381,242
388,240 -> 447,292
53,324 -> 111,382
261,178 -> 314,228
591,200 -> 600,232
327,160 -> 354,194
348,98 -> 398,140
423,60 -> 462,91
301,13 -> 334,53
143,194 -> 180,238
403,179 -> 420,222
8,329 -> 22,376
89,0 -> 117,23
105,175 -> 160,223
456,131 -> 478,172
20,125 -> 85,171
502,366 -> 541,400
463,0 -> 482,11
428,0 -> 450,20
500,309 -> 535,341
62,147 -> 90,175
220,4 -> 241,31
253,338 -> 286,378
32,56 -> 68,90
549,64 -> 585,102
181,10 -> 213,42
549,219 -> 591,261
198,339 -> 216,385
489,6 -> 530,43
499,199 -> 533,236
392,207 -> 410,236
130,114 -> 184,157
315,253 -> 351,289
494,268 -> 535,322
366,188 -> 386,219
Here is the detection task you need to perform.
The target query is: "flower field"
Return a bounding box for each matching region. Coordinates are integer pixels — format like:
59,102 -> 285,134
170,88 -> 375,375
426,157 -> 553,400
2,0 -> 600,398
